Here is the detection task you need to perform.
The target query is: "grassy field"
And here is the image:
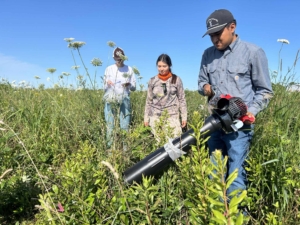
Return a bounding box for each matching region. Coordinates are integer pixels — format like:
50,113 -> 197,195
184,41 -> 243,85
0,78 -> 300,224
0,39 -> 300,224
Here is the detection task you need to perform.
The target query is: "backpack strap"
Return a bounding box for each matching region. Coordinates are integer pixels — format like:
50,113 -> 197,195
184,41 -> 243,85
171,74 -> 177,84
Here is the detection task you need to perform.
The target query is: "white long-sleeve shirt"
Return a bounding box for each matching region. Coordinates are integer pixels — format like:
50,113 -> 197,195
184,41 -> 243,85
104,64 -> 136,96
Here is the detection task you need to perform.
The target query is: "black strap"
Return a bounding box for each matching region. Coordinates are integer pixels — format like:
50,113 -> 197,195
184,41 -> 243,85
171,74 -> 177,84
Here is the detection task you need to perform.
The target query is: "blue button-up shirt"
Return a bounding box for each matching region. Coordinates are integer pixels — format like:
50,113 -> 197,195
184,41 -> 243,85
198,36 -> 273,116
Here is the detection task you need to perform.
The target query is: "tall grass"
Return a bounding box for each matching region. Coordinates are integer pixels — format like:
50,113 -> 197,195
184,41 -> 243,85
0,40 -> 299,224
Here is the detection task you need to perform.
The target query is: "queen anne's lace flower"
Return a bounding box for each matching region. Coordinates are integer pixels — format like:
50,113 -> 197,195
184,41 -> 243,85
64,38 -> 75,42
61,72 -> 70,76
277,39 -> 290,44
107,41 -> 116,48
91,58 -> 102,66
47,68 -> 56,73
71,65 -> 80,70
68,41 -> 86,49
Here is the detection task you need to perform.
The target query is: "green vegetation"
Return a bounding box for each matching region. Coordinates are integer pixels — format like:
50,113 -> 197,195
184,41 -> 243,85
0,40 -> 299,224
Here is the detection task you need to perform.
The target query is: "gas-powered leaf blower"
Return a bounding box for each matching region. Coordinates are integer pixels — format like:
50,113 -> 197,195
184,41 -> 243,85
123,95 -> 252,184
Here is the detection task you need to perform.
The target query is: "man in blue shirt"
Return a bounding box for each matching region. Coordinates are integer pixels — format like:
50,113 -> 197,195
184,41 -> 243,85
198,9 -> 273,197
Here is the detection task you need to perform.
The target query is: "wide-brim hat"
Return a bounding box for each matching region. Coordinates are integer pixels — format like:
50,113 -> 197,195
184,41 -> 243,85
202,9 -> 234,37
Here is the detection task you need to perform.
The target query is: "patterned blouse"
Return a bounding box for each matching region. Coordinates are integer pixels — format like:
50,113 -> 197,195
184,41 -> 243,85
144,75 -> 187,123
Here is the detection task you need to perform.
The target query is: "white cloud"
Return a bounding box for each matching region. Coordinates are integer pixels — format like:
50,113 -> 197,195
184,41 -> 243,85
0,53 -> 46,83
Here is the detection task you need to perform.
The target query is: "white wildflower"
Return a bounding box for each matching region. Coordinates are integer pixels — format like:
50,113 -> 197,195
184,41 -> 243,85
0,128 -> 6,131
0,120 -> 4,124
107,41 -> 116,48
277,39 -> 290,44
71,65 -> 80,70
91,58 -> 102,66
47,77 -> 50,81
47,68 -> 57,74
61,72 -> 70,76
68,41 -> 86,49
22,175 -> 31,183
64,38 -> 75,43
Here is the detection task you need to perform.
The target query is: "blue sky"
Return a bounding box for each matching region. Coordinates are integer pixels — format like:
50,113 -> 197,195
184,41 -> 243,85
1,0 -> 299,90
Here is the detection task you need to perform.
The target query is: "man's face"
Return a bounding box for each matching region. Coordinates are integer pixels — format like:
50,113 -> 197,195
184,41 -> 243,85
209,23 -> 236,50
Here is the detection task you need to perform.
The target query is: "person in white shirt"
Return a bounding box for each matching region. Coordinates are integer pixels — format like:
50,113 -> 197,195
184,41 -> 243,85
103,47 -> 136,149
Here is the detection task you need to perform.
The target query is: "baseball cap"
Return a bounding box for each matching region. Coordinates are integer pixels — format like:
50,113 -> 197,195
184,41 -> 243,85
113,47 -> 125,59
202,9 -> 234,37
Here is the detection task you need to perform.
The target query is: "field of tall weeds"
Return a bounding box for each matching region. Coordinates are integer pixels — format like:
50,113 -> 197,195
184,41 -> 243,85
0,40 -> 300,224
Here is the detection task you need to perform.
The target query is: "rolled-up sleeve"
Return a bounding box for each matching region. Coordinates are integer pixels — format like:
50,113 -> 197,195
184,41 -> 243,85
198,51 -> 209,96
248,48 -> 274,116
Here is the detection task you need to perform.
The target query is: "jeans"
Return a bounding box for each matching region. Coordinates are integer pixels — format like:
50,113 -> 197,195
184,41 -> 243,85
104,96 -> 131,148
208,124 -> 254,196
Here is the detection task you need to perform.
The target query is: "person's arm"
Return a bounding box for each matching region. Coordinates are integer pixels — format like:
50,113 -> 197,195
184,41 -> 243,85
129,72 -> 136,91
104,67 -> 113,89
176,77 -> 187,127
198,50 -> 211,96
248,48 -> 274,116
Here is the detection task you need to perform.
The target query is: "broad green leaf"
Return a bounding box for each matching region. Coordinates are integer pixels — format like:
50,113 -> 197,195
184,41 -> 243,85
229,190 -> 247,209
236,212 -> 244,225
207,196 -> 225,206
226,168 -> 238,189
52,185 -> 58,194
212,209 -> 227,223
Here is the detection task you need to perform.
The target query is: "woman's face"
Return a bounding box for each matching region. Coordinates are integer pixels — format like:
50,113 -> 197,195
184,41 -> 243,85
157,61 -> 170,75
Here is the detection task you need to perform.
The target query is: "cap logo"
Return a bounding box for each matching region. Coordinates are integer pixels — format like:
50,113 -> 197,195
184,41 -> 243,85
207,18 -> 219,29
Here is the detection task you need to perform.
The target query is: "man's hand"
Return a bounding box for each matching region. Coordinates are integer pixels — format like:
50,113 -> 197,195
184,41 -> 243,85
203,84 -> 213,97
144,122 -> 149,127
243,112 -> 256,125
181,120 -> 187,128
107,80 -> 114,86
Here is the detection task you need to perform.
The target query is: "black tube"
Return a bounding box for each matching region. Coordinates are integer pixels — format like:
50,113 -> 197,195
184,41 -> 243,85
123,146 -> 173,184
123,114 -> 224,184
